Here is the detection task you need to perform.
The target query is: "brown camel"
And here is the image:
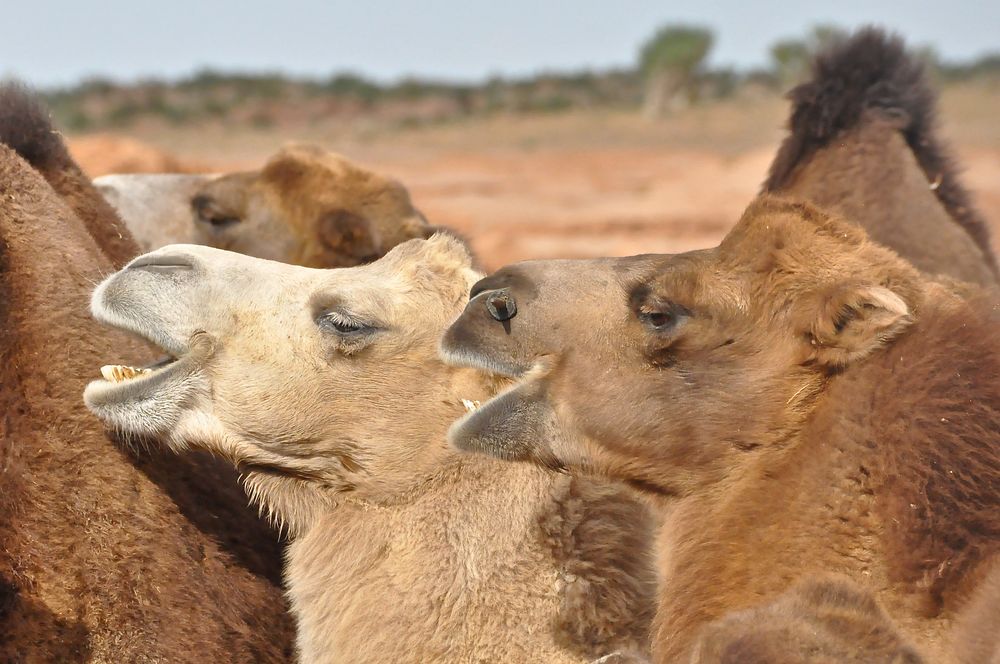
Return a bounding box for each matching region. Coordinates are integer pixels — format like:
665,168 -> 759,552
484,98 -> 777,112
95,143 -> 436,266
83,235 -> 655,663
763,28 -> 998,287
0,102 -> 293,657
441,196 -> 999,662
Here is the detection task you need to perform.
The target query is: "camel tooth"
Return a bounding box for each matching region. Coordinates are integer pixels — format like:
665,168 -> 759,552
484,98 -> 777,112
461,399 -> 481,413
100,364 -> 150,383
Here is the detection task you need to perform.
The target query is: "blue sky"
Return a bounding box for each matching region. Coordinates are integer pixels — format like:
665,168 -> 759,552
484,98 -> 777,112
3,0 -> 997,87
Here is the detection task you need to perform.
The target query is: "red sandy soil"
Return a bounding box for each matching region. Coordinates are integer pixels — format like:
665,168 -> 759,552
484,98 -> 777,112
70,134 -> 208,176
68,94 -> 1000,272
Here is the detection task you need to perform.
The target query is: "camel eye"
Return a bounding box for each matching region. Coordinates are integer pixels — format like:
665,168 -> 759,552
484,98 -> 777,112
191,195 -> 241,229
203,215 -> 241,229
639,302 -> 688,333
642,311 -> 672,329
317,310 -> 373,337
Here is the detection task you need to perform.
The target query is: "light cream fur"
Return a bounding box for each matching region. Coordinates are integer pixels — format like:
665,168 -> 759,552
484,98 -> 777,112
95,172 -> 218,251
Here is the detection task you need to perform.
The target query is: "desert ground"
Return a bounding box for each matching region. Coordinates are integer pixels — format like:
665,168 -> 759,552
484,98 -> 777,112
68,84 -> 1000,271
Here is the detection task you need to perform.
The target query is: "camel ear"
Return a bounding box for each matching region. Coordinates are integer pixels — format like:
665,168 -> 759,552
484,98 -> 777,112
316,208 -> 381,265
447,372 -> 564,471
808,284 -> 913,368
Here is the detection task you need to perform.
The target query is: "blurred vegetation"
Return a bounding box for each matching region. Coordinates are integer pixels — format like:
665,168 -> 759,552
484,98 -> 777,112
769,24 -> 848,86
31,23 -> 1000,133
639,25 -> 714,117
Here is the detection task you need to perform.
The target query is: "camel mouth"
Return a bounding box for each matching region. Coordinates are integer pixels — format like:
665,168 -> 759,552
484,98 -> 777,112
84,264 -> 216,435
444,348 -> 527,380
440,331 -> 534,418
83,329 -> 215,435
99,355 -> 176,384
89,352 -> 181,397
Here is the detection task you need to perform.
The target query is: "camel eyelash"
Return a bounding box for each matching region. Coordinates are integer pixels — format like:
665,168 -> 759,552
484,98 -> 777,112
316,310 -> 377,336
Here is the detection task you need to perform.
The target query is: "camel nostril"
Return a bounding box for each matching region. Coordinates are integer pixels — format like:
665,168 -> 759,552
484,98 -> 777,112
485,289 -> 517,322
127,254 -> 195,273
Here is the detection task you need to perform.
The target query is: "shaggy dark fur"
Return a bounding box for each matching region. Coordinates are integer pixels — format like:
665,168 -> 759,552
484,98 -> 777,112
0,145 -> 293,661
0,83 -> 138,266
764,28 -> 997,275
541,478 -> 656,659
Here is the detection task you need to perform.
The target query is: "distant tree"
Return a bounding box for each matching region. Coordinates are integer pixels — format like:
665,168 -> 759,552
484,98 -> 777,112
809,24 -> 847,52
965,53 -> 1000,79
913,45 -> 942,80
770,39 -> 811,85
769,24 -> 848,87
638,24 -> 714,117
325,73 -> 381,103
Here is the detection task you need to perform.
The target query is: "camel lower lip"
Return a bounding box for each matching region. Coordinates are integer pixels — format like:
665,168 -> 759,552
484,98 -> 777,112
83,331 -> 215,436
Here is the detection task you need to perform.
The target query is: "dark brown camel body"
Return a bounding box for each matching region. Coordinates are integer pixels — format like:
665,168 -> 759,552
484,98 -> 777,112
0,93 -> 293,659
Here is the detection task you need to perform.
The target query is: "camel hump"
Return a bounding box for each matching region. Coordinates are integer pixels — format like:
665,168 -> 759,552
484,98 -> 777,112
0,82 -> 140,267
0,82 -> 73,173
764,28 -> 997,276
771,28 -> 932,162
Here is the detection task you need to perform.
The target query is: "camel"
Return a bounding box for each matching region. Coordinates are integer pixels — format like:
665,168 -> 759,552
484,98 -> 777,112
441,196 -> 999,662
95,144 -> 436,266
0,142 -> 294,660
96,172 -> 220,252
0,86 -> 294,660
763,28 -> 998,287
0,83 -> 137,267
83,234 -> 655,663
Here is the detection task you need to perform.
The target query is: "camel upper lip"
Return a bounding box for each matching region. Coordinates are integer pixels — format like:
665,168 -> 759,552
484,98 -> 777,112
439,339 -> 529,380
89,279 -> 190,359
85,271 -> 203,405
439,314 -> 533,380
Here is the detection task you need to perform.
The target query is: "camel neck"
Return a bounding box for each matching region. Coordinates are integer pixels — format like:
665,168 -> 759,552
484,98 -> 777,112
330,449 -> 551,518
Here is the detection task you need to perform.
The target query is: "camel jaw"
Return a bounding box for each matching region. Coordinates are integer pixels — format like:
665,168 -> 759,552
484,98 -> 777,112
83,255 -> 215,436
84,339 -> 211,434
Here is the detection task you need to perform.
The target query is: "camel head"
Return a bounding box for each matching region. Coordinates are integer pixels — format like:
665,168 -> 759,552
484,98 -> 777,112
442,196 -> 923,496
85,233 -> 487,532
189,144 -> 432,267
